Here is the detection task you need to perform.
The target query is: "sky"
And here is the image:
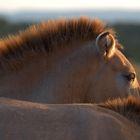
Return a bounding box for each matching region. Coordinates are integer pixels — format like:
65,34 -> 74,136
0,0 -> 140,12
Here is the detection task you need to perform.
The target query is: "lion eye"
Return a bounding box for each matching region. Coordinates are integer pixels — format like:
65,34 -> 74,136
124,73 -> 136,82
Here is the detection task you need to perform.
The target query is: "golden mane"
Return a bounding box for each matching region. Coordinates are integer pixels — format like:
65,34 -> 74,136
99,96 -> 140,125
0,17 -> 119,71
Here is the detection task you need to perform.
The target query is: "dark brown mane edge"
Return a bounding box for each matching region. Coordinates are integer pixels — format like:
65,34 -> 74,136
99,96 -> 140,125
0,17 -> 118,71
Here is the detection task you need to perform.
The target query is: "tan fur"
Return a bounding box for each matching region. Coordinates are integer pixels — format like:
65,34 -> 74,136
0,17 -> 139,103
99,96 -> 140,125
0,97 -> 139,140
0,17 -> 120,71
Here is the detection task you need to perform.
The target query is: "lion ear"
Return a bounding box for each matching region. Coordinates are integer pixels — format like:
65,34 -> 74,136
96,31 -> 116,58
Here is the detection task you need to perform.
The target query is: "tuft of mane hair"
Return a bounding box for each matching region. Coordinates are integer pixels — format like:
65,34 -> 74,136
99,96 -> 140,125
0,17 -> 121,71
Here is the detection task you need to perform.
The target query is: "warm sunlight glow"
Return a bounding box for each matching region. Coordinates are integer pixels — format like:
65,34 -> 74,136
0,0 -> 140,12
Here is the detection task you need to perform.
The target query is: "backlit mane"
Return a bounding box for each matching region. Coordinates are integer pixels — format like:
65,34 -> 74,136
0,17 -> 119,71
99,96 -> 140,125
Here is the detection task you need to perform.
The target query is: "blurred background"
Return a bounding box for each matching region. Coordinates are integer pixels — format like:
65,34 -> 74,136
0,0 -> 140,78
